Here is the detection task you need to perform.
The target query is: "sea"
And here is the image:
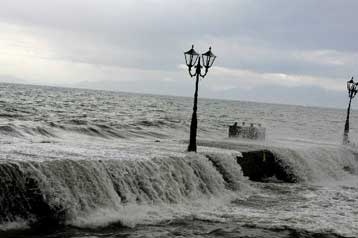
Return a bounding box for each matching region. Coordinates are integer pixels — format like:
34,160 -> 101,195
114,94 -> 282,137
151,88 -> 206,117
0,82 -> 357,238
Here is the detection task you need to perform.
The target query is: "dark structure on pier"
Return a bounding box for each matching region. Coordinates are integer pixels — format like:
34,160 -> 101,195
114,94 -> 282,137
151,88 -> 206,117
229,122 -> 266,140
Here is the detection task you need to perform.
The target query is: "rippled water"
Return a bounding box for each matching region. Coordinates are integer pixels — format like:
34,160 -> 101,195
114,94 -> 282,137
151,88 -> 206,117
0,83 -> 357,238
1,82 -> 357,143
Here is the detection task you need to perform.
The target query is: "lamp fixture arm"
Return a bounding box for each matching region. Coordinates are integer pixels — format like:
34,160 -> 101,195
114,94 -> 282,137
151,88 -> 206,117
188,67 -> 196,77
200,68 -> 208,78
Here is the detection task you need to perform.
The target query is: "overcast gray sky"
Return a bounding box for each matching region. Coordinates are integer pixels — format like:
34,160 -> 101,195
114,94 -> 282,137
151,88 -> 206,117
0,0 -> 357,107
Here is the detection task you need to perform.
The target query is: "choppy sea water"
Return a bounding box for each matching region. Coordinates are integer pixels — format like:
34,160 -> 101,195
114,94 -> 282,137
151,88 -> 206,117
0,83 -> 358,238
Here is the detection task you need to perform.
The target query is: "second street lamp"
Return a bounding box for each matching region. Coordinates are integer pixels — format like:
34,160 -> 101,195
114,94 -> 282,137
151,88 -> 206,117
343,77 -> 358,144
184,45 -> 216,152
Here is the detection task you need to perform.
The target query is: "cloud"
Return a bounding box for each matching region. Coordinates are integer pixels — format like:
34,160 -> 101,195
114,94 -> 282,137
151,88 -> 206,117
209,66 -> 343,91
0,0 -> 357,107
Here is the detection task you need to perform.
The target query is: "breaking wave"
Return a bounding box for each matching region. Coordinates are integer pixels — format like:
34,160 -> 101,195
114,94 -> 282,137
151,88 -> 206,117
199,140 -> 358,183
0,152 -> 246,230
271,145 -> 358,183
2,141 -> 357,232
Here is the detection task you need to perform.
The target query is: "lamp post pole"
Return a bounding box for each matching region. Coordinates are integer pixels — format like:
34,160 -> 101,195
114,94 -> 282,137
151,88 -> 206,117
184,45 -> 216,152
344,97 -> 352,134
188,58 -> 201,152
343,77 -> 357,144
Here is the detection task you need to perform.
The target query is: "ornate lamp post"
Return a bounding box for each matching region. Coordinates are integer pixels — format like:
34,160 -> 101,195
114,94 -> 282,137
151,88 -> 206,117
184,45 -> 216,152
343,77 -> 358,144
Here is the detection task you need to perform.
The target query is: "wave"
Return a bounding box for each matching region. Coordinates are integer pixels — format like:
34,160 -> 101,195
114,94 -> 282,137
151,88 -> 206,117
1,137 -> 358,233
271,145 -> 358,183
0,124 -> 57,138
0,152 -> 246,230
0,119 -> 182,140
198,140 -> 358,183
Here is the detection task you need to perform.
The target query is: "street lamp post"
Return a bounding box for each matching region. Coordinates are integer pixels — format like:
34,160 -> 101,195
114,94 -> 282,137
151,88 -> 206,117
343,77 -> 358,144
184,45 -> 216,152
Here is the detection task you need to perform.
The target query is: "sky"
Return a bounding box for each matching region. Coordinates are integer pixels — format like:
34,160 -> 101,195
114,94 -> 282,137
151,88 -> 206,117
0,0 -> 357,108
